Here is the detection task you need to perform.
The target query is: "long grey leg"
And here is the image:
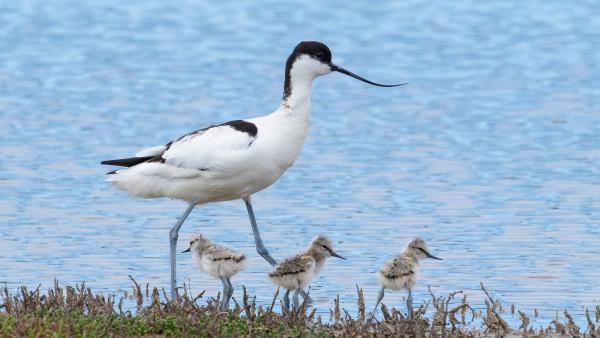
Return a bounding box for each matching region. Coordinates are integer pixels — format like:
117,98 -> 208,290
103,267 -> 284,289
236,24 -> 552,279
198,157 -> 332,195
169,202 -> 197,300
219,277 -> 230,311
373,287 -> 385,314
407,288 -> 413,316
283,289 -> 291,310
243,196 -> 277,266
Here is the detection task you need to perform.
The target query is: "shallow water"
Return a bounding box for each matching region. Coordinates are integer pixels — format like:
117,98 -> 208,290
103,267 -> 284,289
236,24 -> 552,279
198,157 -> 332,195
1,0 -> 599,327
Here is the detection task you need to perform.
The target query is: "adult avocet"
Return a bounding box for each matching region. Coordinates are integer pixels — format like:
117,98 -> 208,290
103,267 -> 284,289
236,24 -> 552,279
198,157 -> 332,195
101,41 -> 404,299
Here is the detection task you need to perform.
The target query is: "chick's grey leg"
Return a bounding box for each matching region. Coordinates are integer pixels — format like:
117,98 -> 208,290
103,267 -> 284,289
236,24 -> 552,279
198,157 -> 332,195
407,288 -> 413,316
227,278 -> 234,300
292,289 -> 301,309
219,277 -> 229,311
224,278 -> 234,309
283,289 -> 291,310
373,287 -> 385,314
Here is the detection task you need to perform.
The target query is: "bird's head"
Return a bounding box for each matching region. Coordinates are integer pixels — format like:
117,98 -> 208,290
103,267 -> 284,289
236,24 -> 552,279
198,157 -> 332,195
181,234 -> 210,254
283,41 -> 406,98
404,237 -> 442,261
310,234 -> 346,260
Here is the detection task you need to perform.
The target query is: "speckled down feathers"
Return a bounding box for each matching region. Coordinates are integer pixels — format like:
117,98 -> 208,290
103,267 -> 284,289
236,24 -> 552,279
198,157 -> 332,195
192,242 -> 247,279
377,254 -> 418,290
269,254 -> 316,290
203,245 -> 246,263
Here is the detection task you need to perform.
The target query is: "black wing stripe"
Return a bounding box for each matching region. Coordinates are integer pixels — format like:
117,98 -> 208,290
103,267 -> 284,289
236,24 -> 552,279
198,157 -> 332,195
101,156 -> 155,167
101,155 -> 164,175
213,255 -> 246,263
384,270 -> 415,279
223,120 -> 257,137
175,120 -> 257,142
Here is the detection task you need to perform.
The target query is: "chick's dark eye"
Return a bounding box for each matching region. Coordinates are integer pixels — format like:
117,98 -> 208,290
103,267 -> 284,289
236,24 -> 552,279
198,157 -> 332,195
315,52 -> 324,60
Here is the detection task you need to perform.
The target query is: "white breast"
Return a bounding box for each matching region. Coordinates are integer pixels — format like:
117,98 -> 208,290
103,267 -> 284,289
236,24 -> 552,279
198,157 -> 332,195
256,109 -> 308,163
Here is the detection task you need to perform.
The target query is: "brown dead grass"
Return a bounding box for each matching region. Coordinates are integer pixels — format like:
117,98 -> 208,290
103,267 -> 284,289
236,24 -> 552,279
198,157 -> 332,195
0,277 -> 598,337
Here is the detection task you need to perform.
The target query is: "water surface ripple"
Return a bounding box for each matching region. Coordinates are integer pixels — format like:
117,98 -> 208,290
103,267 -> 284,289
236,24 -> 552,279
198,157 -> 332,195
1,0 -> 599,327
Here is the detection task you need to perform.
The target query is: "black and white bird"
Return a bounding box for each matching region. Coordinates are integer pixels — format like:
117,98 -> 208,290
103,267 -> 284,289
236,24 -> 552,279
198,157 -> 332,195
101,41 -> 404,299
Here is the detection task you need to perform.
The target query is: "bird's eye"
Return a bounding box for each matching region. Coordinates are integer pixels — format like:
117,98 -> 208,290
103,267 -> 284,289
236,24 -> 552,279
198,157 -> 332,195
315,52 -> 324,60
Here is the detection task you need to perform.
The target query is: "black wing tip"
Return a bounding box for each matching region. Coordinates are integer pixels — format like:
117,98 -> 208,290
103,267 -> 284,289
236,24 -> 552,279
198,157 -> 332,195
100,156 -> 155,167
101,159 -> 124,166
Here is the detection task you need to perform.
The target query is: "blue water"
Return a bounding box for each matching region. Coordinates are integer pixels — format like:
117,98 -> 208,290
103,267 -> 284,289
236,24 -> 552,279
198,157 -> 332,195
1,0 -> 599,328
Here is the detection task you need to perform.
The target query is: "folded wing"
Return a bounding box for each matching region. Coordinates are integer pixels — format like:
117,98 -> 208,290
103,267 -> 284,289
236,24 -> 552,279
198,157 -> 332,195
101,120 -> 258,174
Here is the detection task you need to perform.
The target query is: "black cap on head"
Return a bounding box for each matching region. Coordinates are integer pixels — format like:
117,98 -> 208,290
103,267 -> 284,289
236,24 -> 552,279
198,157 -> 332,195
291,41 -> 332,64
284,41 -> 332,98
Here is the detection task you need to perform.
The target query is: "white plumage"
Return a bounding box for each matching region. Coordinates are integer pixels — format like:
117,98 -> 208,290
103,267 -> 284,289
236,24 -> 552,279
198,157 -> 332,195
106,116 -> 305,204
377,254 -> 419,291
134,145 -> 167,157
270,255 -> 317,290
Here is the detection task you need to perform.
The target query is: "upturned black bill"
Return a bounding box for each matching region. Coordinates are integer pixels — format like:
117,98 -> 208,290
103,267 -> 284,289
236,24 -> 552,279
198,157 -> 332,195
330,64 -> 406,87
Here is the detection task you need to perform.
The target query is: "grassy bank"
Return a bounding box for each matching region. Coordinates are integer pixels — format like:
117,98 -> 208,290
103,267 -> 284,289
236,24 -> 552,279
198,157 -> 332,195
1,279 -> 597,337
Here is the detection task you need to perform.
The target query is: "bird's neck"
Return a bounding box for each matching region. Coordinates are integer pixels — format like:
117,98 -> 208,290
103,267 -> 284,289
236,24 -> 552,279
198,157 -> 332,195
306,246 -> 327,262
304,245 -> 325,260
401,251 -> 420,263
276,66 -> 315,118
194,243 -> 211,255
